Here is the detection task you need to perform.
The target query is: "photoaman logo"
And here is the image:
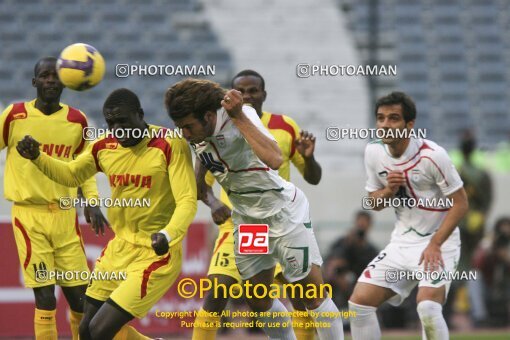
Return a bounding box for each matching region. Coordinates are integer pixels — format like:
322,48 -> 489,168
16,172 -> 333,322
238,224 -> 269,254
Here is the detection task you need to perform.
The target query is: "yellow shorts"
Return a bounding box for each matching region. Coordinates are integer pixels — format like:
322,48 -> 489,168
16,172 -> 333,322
12,204 -> 89,288
86,237 -> 182,319
207,220 -> 242,283
207,219 -> 284,283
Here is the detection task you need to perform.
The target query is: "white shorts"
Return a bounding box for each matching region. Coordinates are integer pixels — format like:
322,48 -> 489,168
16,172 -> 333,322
232,187 -> 323,282
357,242 -> 460,306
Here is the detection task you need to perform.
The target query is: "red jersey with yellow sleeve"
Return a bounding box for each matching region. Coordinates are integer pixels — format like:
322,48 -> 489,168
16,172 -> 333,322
32,125 -> 197,248
204,111 -> 304,214
0,99 -> 98,204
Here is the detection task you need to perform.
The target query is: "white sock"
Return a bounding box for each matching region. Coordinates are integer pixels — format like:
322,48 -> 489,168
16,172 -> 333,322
348,301 -> 381,340
417,300 -> 448,340
257,299 -> 296,340
308,297 -> 344,340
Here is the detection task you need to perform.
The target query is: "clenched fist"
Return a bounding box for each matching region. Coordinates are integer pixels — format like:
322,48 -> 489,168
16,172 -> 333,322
221,89 -> 244,118
151,232 -> 170,256
17,135 -> 41,160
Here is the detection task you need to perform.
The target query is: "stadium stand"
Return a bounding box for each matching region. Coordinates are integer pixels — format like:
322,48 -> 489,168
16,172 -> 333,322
0,0 -> 234,128
338,0 -> 510,149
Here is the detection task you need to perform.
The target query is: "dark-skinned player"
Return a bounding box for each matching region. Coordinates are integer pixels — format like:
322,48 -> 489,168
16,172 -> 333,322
0,57 -> 108,340
16,88 -> 197,340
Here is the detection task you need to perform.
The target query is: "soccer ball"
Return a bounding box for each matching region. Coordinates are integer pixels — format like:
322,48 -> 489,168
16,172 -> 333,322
57,43 -> 105,91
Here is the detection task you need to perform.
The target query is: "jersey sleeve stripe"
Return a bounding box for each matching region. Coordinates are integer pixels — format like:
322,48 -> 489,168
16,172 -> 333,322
267,114 -> 297,157
66,107 -> 88,155
91,139 -> 115,172
14,217 -> 31,269
147,136 -> 172,167
393,141 -> 433,166
140,253 -> 171,298
3,102 -> 26,146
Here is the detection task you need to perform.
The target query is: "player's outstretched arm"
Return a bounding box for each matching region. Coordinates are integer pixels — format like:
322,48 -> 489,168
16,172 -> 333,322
222,90 -> 283,170
295,130 -> 322,184
17,135 -> 98,187
419,187 -> 469,271
155,138 -> 198,254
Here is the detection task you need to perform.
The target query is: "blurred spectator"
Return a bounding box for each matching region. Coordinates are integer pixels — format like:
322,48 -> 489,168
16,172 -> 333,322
445,131 -> 493,326
493,132 -> 510,173
324,211 -> 378,308
472,217 -> 510,327
457,131 -> 493,273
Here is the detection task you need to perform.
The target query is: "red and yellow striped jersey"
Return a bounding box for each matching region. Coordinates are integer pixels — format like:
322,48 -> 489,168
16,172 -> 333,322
33,125 -> 197,248
205,111 -> 305,213
0,99 -> 98,204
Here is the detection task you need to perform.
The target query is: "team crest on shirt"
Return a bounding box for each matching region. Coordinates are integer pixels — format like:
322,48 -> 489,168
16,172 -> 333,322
105,142 -> 118,149
411,169 -> 420,182
378,170 -> 388,177
216,135 -> 226,148
286,256 -> 299,269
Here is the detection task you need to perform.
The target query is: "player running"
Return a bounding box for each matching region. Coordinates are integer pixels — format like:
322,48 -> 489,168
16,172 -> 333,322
166,79 -> 343,340
192,70 -> 322,340
16,88 -> 197,339
348,92 -> 469,340
0,57 -> 107,340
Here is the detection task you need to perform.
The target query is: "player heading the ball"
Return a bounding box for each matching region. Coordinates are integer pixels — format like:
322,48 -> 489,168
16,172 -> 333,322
166,79 -> 344,340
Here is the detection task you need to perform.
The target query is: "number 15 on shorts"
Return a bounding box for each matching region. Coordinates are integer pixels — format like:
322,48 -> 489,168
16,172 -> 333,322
238,224 -> 269,254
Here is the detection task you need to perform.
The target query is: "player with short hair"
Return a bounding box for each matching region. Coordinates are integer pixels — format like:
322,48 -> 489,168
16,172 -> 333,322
192,70 -> 322,340
0,57 -> 107,340
348,92 -> 469,339
166,79 -> 343,340
16,88 -> 197,339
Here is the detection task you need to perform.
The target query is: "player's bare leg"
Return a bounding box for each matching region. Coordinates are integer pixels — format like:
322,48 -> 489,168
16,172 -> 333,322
62,284 -> 87,339
87,300 -> 134,339
348,282 -> 396,340
80,297 -> 150,340
293,264 -> 344,339
79,297 -> 102,340
276,273 -> 316,340
33,285 -> 58,340
243,267 -> 297,340
416,286 -> 448,340
192,274 -> 237,340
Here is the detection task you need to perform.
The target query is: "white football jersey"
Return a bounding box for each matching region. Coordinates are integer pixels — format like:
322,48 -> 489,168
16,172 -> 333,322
192,105 -> 295,219
365,138 -> 463,248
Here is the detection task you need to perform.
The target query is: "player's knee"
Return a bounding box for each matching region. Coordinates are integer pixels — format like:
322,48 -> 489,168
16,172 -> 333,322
289,296 -> 307,311
78,319 -> 91,339
348,301 -> 377,325
89,317 -> 108,339
302,297 -> 324,310
349,290 -> 368,306
247,297 -> 272,312
34,290 -> 56,310
62,285 -> 87,312
203,291 -> 229,313
416,300 -> 442,323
